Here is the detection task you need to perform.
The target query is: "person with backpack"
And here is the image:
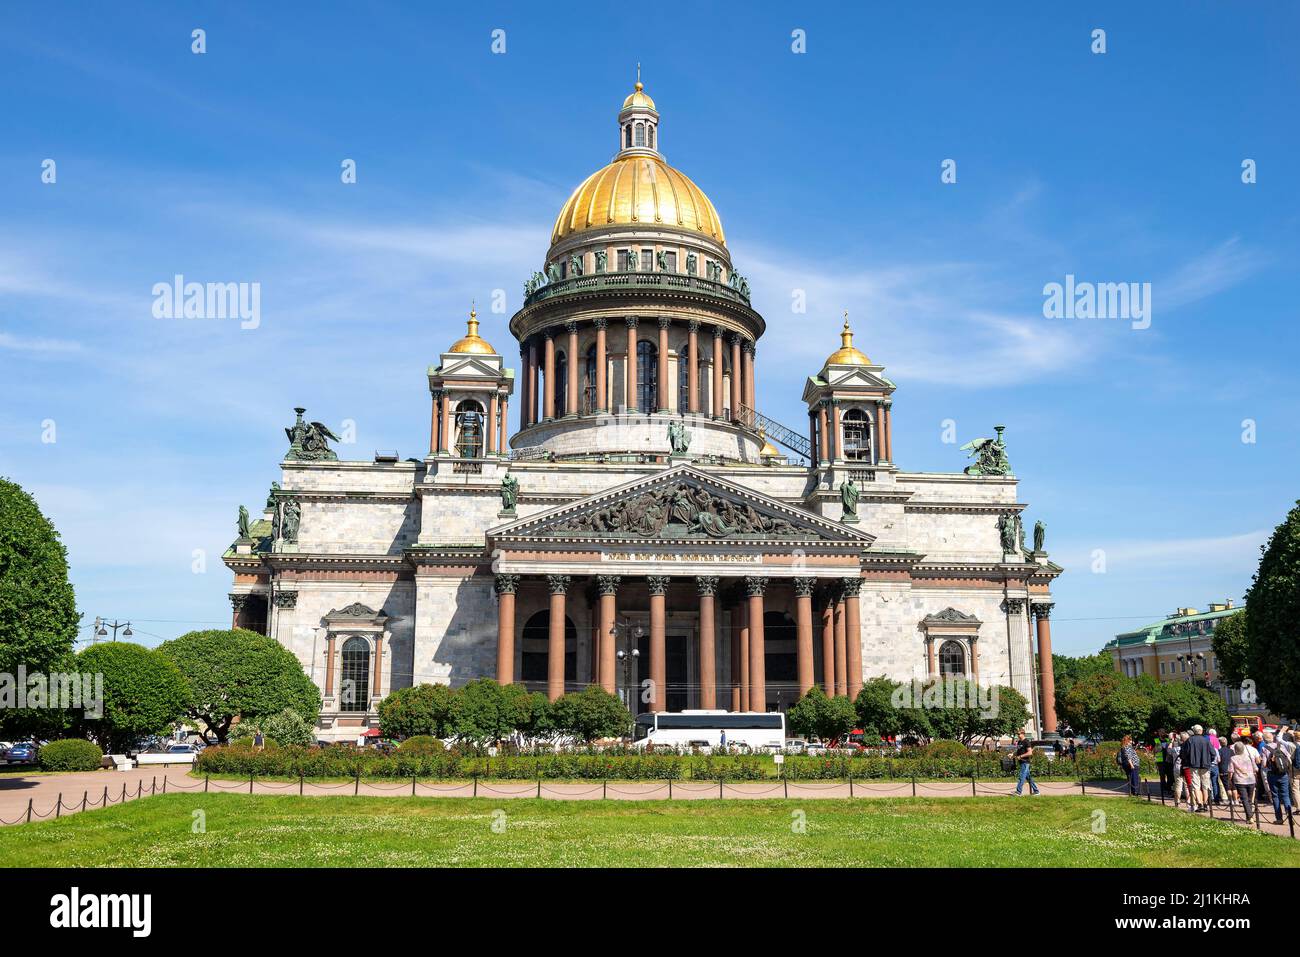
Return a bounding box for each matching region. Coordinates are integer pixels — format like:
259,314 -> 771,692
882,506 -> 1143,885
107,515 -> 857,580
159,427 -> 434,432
1184,724 -> 1214,812
1259,731 -> 1294,825
1118,735 -> 1141,795
1154,731 -> 1169,793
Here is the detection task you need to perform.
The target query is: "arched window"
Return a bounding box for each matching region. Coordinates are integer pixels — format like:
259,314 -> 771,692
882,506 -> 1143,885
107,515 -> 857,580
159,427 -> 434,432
455,399 -> 484,458
647,125 -> 655,149
634,123 -> 645,147
583,343 -> 598,414
843,408 -> 871,461
555,352 -> 568,417
938,640 -> 966,676
340,636 -> 371,712
520,610 -> 577,688
624,124 -> 632,148
636,340 -> 658,412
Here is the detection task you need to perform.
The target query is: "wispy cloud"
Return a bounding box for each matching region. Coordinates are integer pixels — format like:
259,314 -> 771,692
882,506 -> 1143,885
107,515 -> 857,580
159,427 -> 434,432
0,331 -> 84,355
1158,237 -> 1267,311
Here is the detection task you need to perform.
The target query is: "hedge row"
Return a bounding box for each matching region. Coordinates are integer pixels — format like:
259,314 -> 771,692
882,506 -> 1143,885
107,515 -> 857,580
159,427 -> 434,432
195,744 -> 1152,782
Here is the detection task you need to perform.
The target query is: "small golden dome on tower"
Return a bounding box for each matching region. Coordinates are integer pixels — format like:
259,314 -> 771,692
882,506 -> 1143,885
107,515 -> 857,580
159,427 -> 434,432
622,80 -> 657,112
448,308 -> 496,355
825,313 -> 870,366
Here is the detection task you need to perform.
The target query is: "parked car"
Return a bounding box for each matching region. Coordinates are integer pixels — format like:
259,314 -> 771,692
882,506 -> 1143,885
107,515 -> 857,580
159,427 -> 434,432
135,744 -> 198,766
4,743 -> 38,765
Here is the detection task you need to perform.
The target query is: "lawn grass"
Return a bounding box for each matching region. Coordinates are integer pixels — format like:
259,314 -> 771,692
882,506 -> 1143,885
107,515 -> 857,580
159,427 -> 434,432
0,794 -> 1295,867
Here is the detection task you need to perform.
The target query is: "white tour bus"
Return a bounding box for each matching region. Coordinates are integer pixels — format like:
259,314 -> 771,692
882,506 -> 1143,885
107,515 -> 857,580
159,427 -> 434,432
632,710 -> 785,751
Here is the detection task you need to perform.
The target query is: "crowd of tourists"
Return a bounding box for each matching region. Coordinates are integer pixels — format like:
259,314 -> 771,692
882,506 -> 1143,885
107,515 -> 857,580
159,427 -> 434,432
1138,725 -> 1297,824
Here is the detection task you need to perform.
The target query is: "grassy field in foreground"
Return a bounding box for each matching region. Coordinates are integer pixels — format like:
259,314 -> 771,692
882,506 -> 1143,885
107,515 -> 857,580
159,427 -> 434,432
1,795 -> 1296,867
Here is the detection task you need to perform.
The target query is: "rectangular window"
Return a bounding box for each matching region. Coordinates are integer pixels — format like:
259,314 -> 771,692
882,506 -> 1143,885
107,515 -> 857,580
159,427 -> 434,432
642,248 -> 654,271
663,251 -> 677,273
617,249 -> 631,271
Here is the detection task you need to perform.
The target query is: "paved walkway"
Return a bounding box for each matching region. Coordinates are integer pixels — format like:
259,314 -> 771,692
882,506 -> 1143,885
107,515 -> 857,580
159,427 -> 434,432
0,769 -> 1292,839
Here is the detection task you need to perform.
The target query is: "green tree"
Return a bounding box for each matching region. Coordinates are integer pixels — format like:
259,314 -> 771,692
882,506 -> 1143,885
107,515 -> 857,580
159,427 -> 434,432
156,629 -> 320,743
787,686 -> 857,741
1147,679 -> 1230,738
1057,671 -> 1151,740
1245,501 -> 1300,716
452,678 -> 514,745
976,684 -> 1032,744
853,676 -> 907,740
0,479 -> 79,675
232,707 -> 316,746
377,683 -> 457,739
75,642 -> 189,751
1210,610 -> 1249,689
503,685 -> 554,742
549,686 -> 632,742
1051,651 -> 1115,707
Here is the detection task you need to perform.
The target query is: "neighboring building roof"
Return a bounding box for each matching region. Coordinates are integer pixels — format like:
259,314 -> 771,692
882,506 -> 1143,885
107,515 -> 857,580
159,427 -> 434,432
1104,604 -> 1241,650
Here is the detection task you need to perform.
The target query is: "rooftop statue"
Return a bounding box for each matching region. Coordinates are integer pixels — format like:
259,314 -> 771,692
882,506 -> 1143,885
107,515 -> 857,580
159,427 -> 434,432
237,505 -> 250,540
961,425 -> 1010,476
840,477 -> 860,521
501,472 -> 519,513
284,408 -> 340,462
1033,519 -> 1046,553
668,420 -> 691,455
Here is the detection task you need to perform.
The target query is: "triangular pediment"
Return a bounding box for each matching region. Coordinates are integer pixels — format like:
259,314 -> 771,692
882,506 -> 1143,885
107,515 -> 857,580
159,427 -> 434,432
490,465 -> 873,546
431,354 -> 506,379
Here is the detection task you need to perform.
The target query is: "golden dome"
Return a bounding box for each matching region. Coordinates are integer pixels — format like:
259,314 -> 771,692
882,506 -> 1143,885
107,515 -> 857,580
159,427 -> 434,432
759,432 -> 780,458
551,154 -> 725,246
825,314 -> 870,366
448,309 -> 496,355
622,81 -> 656,112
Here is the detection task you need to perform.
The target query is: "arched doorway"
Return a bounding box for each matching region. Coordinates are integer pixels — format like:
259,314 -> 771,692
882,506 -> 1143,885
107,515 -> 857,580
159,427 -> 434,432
763,611 -> 798,712
520,610 -> 577,693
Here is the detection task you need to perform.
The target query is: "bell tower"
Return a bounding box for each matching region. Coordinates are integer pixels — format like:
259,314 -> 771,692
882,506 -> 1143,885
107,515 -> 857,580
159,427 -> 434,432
802,313 -> 896,478
616,70 -> 661,158
427,308 -> 514,478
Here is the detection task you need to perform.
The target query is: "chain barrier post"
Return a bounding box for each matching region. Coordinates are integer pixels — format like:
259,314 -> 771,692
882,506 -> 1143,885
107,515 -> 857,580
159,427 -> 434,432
354,769 -> 360,797
204,774 -> 210,793
250,772 -> 255,795
56,793 -> 62,818
302,772 -> 307,797
120,782 -> 127,802
668,779 -> 673,800
848,776 -> 853,798
971,772 -> 976,796
25,799 -> 33,824
912,774 -> 916,798
1289,805 -> 1295,840
102,785 -> 109,806
81,791 -> 88,813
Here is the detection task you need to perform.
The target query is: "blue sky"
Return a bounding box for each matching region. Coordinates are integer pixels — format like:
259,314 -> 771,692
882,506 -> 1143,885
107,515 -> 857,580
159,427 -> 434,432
1,2 -> 1296,655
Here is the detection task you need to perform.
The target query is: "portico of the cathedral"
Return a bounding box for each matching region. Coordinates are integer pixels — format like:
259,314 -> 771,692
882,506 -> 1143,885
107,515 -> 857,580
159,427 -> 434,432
225,82 -> 1063,741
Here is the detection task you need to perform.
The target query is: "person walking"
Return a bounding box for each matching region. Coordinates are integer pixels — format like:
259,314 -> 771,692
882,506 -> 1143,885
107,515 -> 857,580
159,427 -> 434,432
1252,731 -> 1271,805
1229,742 -> 1257,822
1217,734 -> 1236,807
1014,732 -> 1040,796
1154,731 -> 1169,794
1184,724 -> 1214,812
1167,733 -> 1186,808
1119,735 -> 1141,796
1207,728 -> 1224,804
1259,731 -> 1294,825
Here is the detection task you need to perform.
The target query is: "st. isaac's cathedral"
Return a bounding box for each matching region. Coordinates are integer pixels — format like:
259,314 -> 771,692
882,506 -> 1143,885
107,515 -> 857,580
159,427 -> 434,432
225,82 -> 1063,740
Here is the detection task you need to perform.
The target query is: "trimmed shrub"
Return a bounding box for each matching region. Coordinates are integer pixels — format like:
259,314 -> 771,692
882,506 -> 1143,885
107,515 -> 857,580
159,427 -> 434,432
38,738 -> 103,772
395,736 -> 445,755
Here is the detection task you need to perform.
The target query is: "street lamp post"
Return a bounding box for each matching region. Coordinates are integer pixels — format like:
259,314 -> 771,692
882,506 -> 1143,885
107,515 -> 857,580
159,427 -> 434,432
92,617 -> 133,642
612,616 -> 644,713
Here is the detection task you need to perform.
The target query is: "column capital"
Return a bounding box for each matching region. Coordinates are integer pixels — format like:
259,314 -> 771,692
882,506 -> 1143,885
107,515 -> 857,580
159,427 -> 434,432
742,340 -> 755,356
542,326 -> 555,340
1031,601 -> 1054,620
596,574 -> 621,596
687,318 -> 700,332
229,592 -> 250,611
840,578 -> 863,598
657,315 -> 671,329
695,575 -> 720,596
565,319 -> 578,334
792,577 -> 816,598
593,317 -> 608,330
625,315 -> 639,328
494,573 -> 520,595
1005,597 -> 1026,614
744,575 -> 768,598
546,574 -> 571,595
713,324 -> 725,339
647,575 -> 671,596
728,330 -> 743,345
